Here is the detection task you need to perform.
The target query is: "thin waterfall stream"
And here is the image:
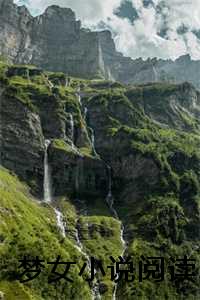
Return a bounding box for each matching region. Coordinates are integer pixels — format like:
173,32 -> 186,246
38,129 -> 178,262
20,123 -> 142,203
43,139 -> 66,237
43,137 -> 101,299
54,208 -> 66,238
74,219 -> 101,300
44,140 -> 52,203
106,165 -> 126,300
69,113 -> 75,150
43,91 -> 127,299
80,91 -> 127,299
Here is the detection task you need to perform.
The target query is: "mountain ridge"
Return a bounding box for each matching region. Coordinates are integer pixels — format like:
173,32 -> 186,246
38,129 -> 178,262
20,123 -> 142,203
1,0 -> 200,89
0,56 -> 200,299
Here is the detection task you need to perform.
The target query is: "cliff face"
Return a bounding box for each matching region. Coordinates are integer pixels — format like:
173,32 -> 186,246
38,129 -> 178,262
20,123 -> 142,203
1,3 -> 200,299
0,59 -> 200,299
1,1 -> 200,89
0,1 -> 105,78
0,63 -> 107,198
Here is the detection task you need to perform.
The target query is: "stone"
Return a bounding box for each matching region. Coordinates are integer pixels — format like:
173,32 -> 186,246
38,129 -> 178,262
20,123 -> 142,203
1,1 -> 200,88
0,84 -> 45,196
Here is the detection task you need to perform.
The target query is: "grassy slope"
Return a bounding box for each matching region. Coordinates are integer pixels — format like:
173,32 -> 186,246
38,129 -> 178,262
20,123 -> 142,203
1,61 -> 200,299
0,167 -> 91,300
0,167 -> 123,300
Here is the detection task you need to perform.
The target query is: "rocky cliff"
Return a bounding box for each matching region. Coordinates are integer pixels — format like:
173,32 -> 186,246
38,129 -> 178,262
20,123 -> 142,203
1,0 -> 200,89
0,57 -> 200,299
0,0 -> 105,78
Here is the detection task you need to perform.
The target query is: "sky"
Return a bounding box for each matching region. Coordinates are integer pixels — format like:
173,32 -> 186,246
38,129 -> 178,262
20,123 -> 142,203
13,0 -> 200,61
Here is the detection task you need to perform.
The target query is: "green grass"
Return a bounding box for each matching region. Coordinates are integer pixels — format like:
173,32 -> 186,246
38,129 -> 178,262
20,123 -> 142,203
0,167 -> 92,300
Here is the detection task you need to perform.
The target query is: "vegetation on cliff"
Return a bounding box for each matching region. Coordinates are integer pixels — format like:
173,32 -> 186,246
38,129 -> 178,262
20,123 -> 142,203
0,61 -> 200,299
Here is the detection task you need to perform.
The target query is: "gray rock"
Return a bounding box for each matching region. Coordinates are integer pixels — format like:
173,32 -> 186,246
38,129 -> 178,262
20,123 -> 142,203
1,1 -> 200,88
0,84 -> 45,195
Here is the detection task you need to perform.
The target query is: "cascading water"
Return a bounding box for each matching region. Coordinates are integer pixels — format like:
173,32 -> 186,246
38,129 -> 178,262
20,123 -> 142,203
26,69 -> 30,82
153,65 -> 158,82
74,219 -> 101,300
76,86 -> 82,106
43,140 -> 66,238
54,208 -> 66,238
78,101 -> 125,299
44,140 -> 52,203
83,106 -> 97,155
44,136 -> 99,298
74,185 -> 101,299
107,68 -> 115,82
106,166 -> 118,219
84,107 -> 88,120
90,128 -> 98,156
69,113 -> 74,142
106,165 -> 126,300
69,113 -> 76,151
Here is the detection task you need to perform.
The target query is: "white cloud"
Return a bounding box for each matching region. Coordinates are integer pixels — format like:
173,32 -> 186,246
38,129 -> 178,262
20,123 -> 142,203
14,0 -> 200,60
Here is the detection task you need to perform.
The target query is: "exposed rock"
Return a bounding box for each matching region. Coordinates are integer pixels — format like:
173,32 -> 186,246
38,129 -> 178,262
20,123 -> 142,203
49,141 -> 107,198
1,1 -> 200,88
126,81 -> 200,130
0,84 -> 44,195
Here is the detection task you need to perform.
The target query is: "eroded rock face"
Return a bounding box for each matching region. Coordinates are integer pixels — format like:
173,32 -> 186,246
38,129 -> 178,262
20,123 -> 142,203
0,1 -> 105,78
125,82 -> 200,131
1,1 -> 200,88
49,143 -> 107,198
0,85 -> 44,194
0,69 -> 108,198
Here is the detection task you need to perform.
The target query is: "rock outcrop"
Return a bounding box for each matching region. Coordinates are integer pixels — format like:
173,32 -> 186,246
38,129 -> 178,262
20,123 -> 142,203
0,81 -> 44,195
0,0 -> 105,78
0,59 -> 200,299
1,1 -> 200,88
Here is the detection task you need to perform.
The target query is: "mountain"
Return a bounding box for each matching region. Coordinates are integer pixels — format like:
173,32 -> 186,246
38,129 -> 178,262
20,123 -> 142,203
0,1 -> 200,299
1,0 -> 200,89
0,57 -> 200,299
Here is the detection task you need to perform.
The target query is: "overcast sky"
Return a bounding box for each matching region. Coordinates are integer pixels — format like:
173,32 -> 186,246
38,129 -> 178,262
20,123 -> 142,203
14,0 -> 200,61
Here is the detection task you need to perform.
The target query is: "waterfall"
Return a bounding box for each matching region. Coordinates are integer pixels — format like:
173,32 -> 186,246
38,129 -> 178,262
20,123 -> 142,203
105,165 -> 126,300
43,140 -> 66,238
82,104 -> 98,157
69,113 -> 75,150
84,107 -> 88,120
69,113 -> 74,142
26,69 -> 30,82
153,65 -> 158,82
90,128 -> 98,156
76,86 -> 82,106
84,107 -> 98,156
79,104 -> 126,299
74,219 -> 101,300
44,140 -> 52,203
78,94 -> 81,105
107,68 -> 115,82
106,166 -> 118,219
74,221 -> 83,251
54,208 -> 66,237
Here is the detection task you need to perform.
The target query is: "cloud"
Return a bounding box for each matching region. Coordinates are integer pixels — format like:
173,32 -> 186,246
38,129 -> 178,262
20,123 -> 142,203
14,0 -> 121,22
13,0 -> 200,60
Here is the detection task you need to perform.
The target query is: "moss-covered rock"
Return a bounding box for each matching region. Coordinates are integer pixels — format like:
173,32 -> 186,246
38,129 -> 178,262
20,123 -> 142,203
1,62 -> 200,299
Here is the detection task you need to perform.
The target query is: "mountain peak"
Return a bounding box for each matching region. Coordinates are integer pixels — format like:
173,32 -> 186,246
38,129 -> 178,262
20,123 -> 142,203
44,5 -> 75,19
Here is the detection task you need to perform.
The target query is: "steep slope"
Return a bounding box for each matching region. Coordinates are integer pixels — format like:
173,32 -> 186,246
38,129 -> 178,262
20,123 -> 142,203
0,166 -> 124,300
0,166 -> 91,299
1,1 -> 200,89
0,60 -> 200,299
